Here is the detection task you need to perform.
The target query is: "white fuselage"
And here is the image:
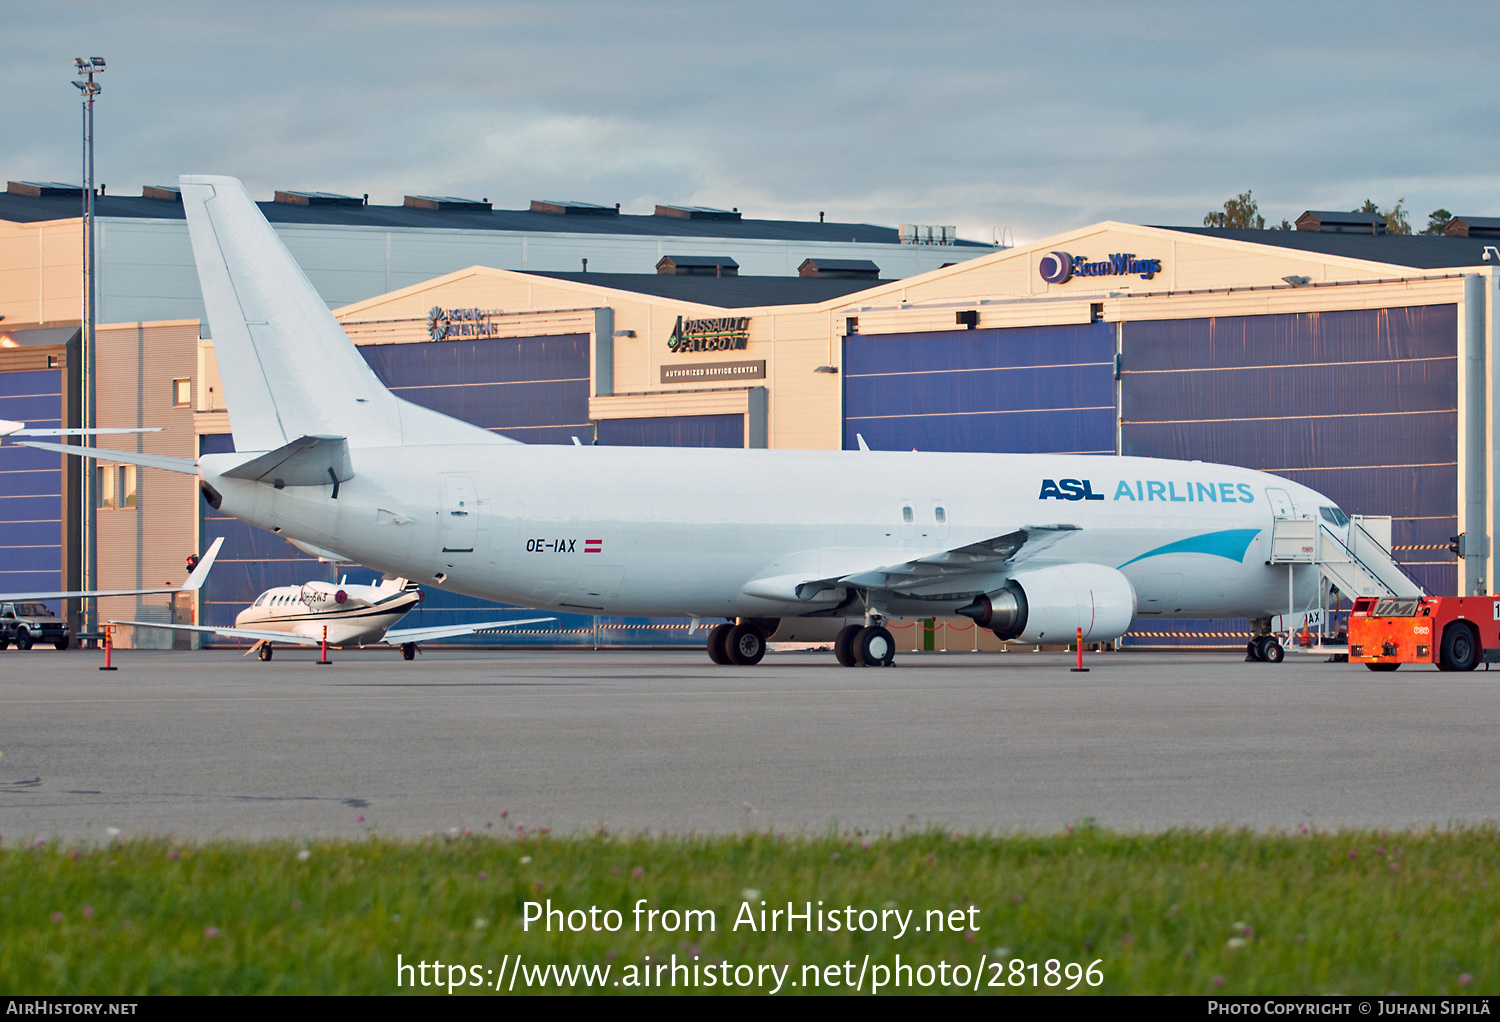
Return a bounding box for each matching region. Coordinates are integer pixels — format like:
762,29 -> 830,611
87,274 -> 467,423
201,445 -> 1335,625
234,580 -> 418,646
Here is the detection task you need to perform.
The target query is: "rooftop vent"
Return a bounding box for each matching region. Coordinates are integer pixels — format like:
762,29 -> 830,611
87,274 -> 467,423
7,181 -> 82,198
899,224 -> 956,246
1295,210 -> 1386,234
1444,216 -> 1500,239
142,185 -> 181,202
274,190 -> 364,207
530,199 -> 618,216
798,258 -> 880,280
654,204 -> 741,221
404,195 -> 492,212
656,255 -> 739,276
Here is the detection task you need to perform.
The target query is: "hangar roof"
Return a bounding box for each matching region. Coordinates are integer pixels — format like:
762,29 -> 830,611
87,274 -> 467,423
1155,226 -> 1498,270
521,270 -> 891,307
0,189 -> 986,247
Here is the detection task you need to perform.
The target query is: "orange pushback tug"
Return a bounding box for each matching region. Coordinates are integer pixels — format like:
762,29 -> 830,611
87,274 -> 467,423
1348,595 -> 1497,672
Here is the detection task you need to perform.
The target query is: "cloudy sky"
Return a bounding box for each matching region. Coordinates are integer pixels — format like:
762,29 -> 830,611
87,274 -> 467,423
5,1 -> 1496,243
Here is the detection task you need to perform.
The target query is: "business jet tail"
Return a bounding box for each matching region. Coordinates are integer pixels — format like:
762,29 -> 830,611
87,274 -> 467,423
177,175 -> 508,454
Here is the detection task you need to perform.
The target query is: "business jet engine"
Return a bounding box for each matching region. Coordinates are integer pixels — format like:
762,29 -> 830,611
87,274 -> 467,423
957,563 -> 1136,644
300,581 -> 364,611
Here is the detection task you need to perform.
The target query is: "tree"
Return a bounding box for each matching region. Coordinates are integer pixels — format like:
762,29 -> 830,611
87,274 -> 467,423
1204,190 -> 1266,230
1352,198 -> 1411,235
1270,218 -> 1293,231
1422,209 -> 1453,236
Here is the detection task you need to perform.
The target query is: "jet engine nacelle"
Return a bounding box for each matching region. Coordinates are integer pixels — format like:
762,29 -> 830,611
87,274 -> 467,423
301,581 -> 367,610
958,563 -> 1136,644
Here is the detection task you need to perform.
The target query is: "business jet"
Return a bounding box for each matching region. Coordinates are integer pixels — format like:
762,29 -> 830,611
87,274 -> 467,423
110,576 -> 554,661
16,175 -> 1421,669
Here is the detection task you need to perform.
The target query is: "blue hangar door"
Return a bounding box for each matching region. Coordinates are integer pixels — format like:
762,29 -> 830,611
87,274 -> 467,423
842,324 -> 1116,454
0,369 -> 65,605
199,334 -> 594,642
1119,305 -> 1457,648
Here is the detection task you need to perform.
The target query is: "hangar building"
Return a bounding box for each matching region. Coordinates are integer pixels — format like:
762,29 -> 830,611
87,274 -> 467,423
4,189 -> 1498,650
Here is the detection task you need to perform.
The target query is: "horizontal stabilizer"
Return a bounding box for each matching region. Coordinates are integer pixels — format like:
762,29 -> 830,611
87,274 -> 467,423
1,420 -> 161,438
13,440 -> 198,475
222,435 -> 351,487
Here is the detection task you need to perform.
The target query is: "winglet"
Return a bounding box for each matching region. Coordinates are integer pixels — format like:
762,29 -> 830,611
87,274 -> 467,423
182,537 -> 224,591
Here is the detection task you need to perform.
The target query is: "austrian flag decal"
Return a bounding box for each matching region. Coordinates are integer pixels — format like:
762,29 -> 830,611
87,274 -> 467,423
584,539 -> 603,554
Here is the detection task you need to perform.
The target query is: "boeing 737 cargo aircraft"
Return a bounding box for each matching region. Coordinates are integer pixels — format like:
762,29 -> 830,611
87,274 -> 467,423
15,176 -> 1423,668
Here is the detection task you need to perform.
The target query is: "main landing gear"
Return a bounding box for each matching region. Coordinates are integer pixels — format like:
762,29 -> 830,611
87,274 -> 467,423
1244,634 -> 1284,663
258,643 -> 274,661
834,623 -> 895,667
706,622 -> 767,665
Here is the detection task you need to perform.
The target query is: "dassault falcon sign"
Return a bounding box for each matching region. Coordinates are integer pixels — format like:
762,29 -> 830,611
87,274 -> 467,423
666,316 -> 750,352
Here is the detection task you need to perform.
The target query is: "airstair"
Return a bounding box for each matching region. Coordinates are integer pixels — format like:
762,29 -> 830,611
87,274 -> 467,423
1267,514 -> 1425,648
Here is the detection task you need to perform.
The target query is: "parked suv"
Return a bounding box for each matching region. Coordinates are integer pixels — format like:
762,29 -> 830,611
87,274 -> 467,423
0,602 -> 70,650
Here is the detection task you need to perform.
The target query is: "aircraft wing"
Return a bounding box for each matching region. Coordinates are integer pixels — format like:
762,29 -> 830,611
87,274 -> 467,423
743,525 -> 1081,602
1,537 -> 223,601
381,616 -> 557,645
105,619 -> 326,646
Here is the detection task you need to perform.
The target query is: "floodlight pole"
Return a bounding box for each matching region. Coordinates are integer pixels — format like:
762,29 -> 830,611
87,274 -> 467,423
73,57 -> 103,638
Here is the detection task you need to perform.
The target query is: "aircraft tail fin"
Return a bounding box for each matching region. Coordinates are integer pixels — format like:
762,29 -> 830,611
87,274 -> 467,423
178,175 -> 506,452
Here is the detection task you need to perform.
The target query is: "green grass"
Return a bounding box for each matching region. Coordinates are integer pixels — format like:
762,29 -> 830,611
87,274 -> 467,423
1,826 -> 1496,995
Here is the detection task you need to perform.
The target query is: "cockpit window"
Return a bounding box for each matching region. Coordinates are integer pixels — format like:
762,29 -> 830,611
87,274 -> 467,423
254,594 -> 267,607
1320,506 -> 1349,527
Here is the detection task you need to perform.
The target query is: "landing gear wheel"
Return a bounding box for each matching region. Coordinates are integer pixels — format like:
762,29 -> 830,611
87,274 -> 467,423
257,643 -> 274,662
1439,623 -> 1479,672
401,643 -> 417,661
1365,662 -> 1401,672
725,624 -> 766,665
706,623 -> 734,665
54,635 -> 70,650
1245,639 -> 1262,662
834,625 -> 861,667
854,625 -> 896,667
15,629 -> 32,651
1261,638 -> 1284,663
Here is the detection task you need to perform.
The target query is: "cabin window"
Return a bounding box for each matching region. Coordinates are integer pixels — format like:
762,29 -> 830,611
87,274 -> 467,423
902,506 -> 914,523
934,506 -> 946,524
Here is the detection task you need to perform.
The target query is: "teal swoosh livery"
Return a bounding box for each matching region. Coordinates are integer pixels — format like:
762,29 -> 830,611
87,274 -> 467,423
1117,528 -> 1261,569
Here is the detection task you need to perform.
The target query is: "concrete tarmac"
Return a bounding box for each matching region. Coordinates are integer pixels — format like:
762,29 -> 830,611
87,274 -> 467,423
1,646 -> 1497,841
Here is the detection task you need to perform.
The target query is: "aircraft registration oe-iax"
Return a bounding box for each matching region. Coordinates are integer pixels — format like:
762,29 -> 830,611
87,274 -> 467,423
109,576 -> 554,661
12,175 -> 1425,669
